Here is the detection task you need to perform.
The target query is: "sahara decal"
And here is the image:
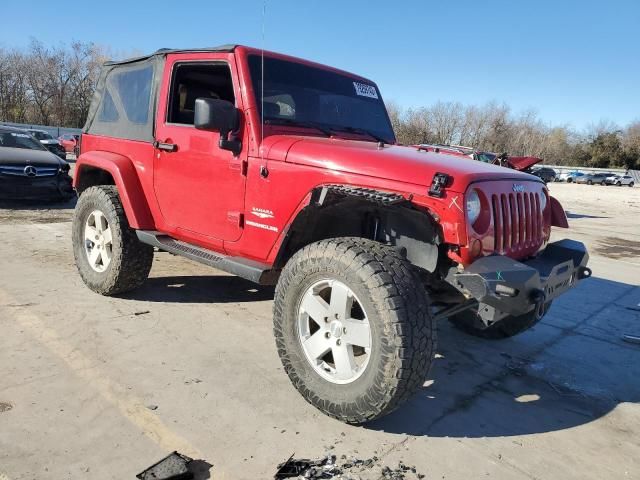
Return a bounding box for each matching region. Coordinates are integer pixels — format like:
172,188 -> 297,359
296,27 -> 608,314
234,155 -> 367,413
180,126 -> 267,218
251,207 -> 275,219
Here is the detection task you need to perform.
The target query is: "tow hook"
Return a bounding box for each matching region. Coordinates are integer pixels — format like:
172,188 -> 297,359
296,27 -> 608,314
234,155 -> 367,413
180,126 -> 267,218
530,289 -> 546,319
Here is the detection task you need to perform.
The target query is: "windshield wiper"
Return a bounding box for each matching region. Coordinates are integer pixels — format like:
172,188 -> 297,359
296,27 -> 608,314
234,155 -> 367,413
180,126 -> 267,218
328,126 -> 388,144
264,118 -> 332,137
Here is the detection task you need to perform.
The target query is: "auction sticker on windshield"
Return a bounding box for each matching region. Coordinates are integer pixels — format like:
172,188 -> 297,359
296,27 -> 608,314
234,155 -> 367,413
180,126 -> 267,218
353,82 -> 378,99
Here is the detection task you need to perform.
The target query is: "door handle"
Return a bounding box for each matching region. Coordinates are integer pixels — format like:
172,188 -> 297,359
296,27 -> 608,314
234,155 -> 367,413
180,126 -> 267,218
153,140 -> 177,152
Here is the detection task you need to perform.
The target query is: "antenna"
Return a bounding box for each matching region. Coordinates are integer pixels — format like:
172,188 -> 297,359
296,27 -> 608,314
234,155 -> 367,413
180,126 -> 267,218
259,0 -> 269,178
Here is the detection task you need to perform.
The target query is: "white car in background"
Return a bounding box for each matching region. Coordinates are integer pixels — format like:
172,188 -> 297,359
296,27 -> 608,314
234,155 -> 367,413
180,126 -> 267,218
605,174 -> 635,187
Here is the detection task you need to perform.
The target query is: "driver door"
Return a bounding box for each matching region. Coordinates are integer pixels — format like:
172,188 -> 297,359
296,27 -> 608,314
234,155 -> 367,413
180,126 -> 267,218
153,54 -> 246,242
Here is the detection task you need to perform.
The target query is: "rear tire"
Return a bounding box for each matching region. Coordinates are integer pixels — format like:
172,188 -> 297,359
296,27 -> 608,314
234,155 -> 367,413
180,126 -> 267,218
273,238 -> 435,424
448,302 -> 553,339
72,185 -> 153,295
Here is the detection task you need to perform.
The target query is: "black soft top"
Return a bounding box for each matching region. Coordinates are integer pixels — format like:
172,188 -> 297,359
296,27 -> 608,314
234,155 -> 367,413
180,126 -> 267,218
103,45 -> 238,66
83,45 -> 238,142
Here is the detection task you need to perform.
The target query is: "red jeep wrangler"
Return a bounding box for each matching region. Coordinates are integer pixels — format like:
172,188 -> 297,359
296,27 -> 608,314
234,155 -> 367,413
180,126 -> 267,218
72,45 -> 590,424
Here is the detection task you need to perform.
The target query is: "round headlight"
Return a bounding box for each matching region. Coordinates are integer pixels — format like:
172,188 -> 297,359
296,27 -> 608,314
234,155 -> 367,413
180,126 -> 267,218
466,189 -> 481,224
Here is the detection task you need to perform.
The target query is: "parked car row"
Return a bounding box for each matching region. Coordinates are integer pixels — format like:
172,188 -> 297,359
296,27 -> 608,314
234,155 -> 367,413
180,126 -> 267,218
574,172 -> 634,186
555,170 -> 635,187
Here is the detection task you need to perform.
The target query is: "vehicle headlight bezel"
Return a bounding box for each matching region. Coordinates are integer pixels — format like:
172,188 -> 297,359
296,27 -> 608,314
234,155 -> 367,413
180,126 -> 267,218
466,189 -> 481,225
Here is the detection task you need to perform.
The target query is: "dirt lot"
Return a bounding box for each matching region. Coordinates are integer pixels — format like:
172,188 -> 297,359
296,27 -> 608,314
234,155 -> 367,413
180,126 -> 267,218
1,182 -> 639,479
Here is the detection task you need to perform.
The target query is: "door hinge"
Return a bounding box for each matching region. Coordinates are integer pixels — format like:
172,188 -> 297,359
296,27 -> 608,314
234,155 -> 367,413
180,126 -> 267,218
227,211 -> 244,227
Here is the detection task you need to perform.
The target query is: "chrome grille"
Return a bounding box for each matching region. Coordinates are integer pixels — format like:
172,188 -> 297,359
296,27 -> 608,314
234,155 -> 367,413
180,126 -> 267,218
491,191 -> 544,254
0,165 -> 58,177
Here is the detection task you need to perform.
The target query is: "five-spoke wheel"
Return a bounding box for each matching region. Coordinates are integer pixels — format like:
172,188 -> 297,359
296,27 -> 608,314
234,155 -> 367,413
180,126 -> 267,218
84,210 -> 113,272
298,279 -> 372,384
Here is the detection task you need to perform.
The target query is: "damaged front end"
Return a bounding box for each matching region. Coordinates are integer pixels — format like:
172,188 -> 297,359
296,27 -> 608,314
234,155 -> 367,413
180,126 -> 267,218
448,239 -> 591,325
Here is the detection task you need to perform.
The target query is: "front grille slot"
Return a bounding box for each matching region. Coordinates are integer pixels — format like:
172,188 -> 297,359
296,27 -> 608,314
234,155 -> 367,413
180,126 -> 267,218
491,191 -> 544,255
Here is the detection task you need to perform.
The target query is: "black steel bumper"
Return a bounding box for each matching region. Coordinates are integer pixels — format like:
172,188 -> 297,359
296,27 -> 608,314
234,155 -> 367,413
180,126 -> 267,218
452,240 -> 591,322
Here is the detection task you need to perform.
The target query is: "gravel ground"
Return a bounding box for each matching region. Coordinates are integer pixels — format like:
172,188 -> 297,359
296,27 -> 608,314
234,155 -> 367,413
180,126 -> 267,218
0,181 -> 638,479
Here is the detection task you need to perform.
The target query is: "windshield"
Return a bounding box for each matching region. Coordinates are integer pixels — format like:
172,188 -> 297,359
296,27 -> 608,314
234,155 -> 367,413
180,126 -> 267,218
248,55 -> 395,144
476,152 -> 496,163
30,131 -> 54,141
0,131 -> 46,150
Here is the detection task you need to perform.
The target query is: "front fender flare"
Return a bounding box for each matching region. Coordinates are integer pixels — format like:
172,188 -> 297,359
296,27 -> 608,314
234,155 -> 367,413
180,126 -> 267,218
549,196 -> 569,228
74,151 -> 154,229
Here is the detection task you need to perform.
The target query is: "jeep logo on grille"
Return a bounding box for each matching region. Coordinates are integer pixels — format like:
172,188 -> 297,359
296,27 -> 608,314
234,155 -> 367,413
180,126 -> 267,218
512,184 -> 525,193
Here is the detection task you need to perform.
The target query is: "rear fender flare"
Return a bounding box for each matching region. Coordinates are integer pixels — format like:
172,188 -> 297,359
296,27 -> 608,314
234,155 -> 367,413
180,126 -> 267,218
74,151 -> 154,229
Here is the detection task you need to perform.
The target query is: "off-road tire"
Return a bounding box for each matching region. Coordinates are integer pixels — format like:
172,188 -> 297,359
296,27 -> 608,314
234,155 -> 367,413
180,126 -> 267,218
448,301 -> 553,339
273,237 -> 435,424
72,185 -> 153,295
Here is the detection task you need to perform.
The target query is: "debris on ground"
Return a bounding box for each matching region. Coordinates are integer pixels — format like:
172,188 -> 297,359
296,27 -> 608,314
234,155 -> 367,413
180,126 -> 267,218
274,454 -> 426,479
137,451 -> 194,480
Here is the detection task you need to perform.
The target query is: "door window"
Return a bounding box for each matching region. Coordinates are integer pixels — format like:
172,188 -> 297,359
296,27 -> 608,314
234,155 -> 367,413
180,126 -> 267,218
167,63 -> 235,125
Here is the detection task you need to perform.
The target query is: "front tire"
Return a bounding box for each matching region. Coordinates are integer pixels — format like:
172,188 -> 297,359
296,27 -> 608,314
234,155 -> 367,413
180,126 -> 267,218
72,185 -> 153,295
630,182 -> 635,187
273,238 -> 435,424
449,302 -> 552,339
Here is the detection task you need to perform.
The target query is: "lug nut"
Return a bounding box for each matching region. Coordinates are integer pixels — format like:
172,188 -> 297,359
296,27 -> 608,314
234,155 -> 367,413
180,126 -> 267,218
334,313 -> 339,319
324,317 -> 329,323
336,339 -> 341,346
343,327 -> 347,334
325,332 -> 331,338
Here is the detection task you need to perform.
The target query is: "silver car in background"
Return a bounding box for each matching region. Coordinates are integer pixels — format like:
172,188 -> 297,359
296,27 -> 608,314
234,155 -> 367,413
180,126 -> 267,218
605,174 -> 635,187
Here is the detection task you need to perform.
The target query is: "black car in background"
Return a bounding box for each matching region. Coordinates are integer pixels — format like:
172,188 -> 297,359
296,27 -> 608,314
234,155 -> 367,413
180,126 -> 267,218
0,126 -> 74,200
27,129 -> 68,159
529,166 -> 556,183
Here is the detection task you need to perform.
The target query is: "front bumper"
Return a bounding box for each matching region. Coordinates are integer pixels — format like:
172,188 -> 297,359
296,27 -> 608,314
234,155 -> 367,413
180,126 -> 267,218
0,173 -> 74,200
452,240 -> 590,323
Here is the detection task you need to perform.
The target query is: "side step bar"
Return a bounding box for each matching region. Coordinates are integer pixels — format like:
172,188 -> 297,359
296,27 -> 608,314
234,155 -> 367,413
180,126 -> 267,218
136,230 -> 278,285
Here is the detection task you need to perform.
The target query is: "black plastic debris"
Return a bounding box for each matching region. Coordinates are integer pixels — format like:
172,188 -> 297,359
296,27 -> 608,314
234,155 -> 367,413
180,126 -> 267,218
274,454 -> 340,479
137,451 -> 194,480
274,453 -> 426,479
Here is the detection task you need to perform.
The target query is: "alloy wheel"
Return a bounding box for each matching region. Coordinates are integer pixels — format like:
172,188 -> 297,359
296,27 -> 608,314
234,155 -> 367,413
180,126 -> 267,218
84,210 -> 113,272
297,279 -> 372,384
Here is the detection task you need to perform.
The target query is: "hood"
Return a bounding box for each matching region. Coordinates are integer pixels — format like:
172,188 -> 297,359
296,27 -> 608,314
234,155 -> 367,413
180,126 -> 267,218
0,146 -> 64,168
268,136 -> 540,192
508,155 -> 543,171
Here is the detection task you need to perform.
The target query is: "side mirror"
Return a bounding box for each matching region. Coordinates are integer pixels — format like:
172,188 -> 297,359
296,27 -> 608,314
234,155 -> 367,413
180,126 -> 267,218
194,98 -> 241,155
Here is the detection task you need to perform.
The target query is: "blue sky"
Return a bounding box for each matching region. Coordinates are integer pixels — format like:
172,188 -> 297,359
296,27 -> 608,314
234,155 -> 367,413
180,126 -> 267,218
2,0 -> 638,129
